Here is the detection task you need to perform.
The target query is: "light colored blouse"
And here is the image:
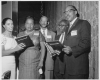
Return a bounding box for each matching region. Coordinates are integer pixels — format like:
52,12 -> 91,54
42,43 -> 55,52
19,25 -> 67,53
1,34 -> 17,50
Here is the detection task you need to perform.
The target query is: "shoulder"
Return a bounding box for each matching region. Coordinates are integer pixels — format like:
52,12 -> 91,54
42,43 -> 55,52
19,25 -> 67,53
81,19 -> 91,28
78,19 -> 91,32
48,30 -> 56,35
17,31 -> 25,37
1,34 -> 6,45
1,34 -> 6,40
77,19 -> 91,30
79,19 -> 91,25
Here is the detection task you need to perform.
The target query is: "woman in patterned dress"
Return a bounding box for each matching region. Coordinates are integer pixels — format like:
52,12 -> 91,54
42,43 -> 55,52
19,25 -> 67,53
18,16 -> 45,79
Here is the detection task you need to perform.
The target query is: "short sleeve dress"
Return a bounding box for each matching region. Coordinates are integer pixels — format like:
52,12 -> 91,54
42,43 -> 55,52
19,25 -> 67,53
18,30 -> 45,79
1,34 -> 17,79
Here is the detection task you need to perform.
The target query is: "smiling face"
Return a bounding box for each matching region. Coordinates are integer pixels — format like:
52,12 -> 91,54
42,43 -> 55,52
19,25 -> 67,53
3,19 -> 14,32
25,18 -> 34,32
64,6 -> 77,22
40,16 -> 48,28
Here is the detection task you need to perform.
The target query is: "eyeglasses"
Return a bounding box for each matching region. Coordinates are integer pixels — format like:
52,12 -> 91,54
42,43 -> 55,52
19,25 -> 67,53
59,25 -> 66,26
64,9 -> 75,14
58,25 -> 66,29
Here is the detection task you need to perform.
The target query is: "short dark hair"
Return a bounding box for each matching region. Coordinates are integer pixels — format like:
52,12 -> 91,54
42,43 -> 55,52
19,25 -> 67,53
2,18 -> 12,25
68,5 -> 80,17
40,15 -> 48,22
24,16 -> 34,23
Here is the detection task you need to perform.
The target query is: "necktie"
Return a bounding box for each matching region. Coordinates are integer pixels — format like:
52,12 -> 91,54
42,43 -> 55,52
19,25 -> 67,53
68,23 -> 73,32
43,30 -> 45,38
59,32 -> 65,44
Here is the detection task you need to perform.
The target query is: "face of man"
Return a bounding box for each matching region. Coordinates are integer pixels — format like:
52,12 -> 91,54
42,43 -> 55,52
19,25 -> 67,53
25,18 -> 34,32
57,21 -> 67,33
64,6 -> 77,22
40,16 -> 48,28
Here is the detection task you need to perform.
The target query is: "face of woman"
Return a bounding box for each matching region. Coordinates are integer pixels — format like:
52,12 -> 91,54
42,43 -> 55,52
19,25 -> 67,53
25,19 -> 34,32
3,19 -> 14,32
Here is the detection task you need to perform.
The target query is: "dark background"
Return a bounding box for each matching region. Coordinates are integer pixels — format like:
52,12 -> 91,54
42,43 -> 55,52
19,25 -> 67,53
18,1 -> 46,31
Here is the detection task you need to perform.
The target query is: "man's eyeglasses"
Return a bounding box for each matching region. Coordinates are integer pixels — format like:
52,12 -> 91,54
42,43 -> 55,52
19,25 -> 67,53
63,9 -> 76,14
59,25 -> 66,26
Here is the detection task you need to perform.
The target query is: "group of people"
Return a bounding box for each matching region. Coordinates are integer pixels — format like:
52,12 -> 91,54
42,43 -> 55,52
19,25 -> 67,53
1,5 -> 91,79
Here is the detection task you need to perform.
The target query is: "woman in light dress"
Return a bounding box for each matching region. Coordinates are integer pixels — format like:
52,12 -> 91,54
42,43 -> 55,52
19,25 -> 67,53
1,18 -> 25,79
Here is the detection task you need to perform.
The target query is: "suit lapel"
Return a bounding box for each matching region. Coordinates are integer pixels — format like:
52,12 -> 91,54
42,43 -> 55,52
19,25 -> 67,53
67,18 -> 79,34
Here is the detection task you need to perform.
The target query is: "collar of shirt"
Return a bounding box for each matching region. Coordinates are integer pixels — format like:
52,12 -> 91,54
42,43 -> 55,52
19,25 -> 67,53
40,28 -> 48,37
70,17 -> 78,28
59,32 -> 65,44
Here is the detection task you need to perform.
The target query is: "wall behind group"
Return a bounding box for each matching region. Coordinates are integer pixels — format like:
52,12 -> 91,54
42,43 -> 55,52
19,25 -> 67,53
2,1 -> 18,36
2,2 -> 12,32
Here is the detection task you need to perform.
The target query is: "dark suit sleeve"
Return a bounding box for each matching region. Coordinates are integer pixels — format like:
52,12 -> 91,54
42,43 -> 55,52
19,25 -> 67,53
71,20 -> 91,58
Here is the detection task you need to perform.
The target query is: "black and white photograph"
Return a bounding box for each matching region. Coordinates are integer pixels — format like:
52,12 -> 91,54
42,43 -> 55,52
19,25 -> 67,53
1,1 -> 99,79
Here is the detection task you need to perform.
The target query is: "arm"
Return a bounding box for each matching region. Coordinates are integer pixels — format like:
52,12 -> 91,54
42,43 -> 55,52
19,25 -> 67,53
38,31 -> 46,68
2,43 -> 25,57
71,20 -> 91,57
39,42 -> 45,65
2,46 -> 16,56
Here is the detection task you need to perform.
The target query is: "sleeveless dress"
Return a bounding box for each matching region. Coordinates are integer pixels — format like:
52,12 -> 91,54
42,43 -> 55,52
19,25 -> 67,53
18,30 -> 45,79
1,34 -> 17,79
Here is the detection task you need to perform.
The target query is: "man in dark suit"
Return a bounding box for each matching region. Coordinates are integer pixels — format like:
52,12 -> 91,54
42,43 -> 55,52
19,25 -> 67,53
62,5 -> 91,79
54,19 -> 68,79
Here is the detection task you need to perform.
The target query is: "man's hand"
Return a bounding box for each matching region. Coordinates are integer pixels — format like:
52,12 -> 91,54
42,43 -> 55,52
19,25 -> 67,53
51,50 -> 61,57
62,45 -> 72,54
54,50 -> 61,55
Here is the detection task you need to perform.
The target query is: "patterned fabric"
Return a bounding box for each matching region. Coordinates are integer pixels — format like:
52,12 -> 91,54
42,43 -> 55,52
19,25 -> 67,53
18,30 -> 45,79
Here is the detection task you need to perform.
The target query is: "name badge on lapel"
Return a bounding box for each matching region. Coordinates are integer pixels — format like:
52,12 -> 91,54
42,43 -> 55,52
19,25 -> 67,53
71,30 -> 77,36
47,35 -> 52,38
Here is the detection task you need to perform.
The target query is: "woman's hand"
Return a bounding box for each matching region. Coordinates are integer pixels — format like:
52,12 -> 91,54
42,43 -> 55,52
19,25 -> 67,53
14,43 -> 26,51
